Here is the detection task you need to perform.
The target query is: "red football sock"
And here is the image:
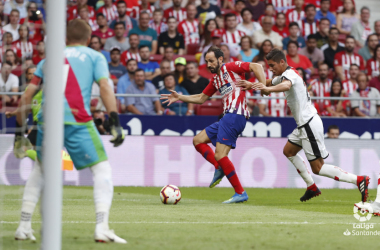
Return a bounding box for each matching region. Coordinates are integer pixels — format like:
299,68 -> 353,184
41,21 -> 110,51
217,156 -> 244,194
195,143 -> 219,169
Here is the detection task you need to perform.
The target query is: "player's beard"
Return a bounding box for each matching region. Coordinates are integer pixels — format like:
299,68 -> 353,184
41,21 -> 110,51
346,47 -> 354,53
209,62 -> 220,74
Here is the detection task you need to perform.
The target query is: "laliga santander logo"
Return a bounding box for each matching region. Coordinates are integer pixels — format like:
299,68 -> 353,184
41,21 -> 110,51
353,204 -> 373,222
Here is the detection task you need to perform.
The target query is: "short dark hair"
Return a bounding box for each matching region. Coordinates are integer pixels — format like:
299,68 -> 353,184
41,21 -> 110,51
289,22 -> 299,29
307,34 -> 317,41
319,17 -> 330,24
235,0 -> 245,4
26,65 -> 36,74
116,0 -> 126,5
276,12 -> 285,18
167,16 -> 176,22
345,35 -> 355,42
329,27 -> 339,34
91,35 -> 101,43
367,33 -> 378,43
287,40 -> 299,49
126,58 -> 137,65
139,45 -> 150,50
129,33 -> 139,38
266,48 -> 287,63
96,13 -> 105,19
350,63 -> 360,69
320,0 -> 330,3
164,45 -> 174,51
206,46 -> 224,60
135,68 -> 145,74
114,21 -> 126,29
241,8 -> 252,17
304,4 -> 316,12
163,73 -> 175,82
327,125 -> 339,133
224,13 -> 236,21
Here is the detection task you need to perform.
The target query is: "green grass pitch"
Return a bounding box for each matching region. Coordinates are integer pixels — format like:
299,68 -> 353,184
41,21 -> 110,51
1,186 -> 379,250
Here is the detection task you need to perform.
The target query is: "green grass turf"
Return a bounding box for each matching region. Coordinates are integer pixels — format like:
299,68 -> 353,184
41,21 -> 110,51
1,186 -> 379,250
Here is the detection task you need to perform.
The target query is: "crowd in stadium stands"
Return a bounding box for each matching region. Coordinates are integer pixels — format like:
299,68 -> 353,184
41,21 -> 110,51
0,0 -> 380,118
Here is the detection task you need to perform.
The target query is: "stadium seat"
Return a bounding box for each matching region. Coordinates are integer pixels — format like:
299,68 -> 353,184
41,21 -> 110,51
194,100 -> 223,116
149,54 -> 163,62
187,44 -> 200,55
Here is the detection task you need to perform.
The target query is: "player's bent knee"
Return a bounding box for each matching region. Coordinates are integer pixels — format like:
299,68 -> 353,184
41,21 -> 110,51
214,152 -> 225,161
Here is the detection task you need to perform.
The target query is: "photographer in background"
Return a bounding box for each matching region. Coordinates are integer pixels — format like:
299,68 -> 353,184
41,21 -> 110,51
93,111 -> 111,135
21,1 -> 45,45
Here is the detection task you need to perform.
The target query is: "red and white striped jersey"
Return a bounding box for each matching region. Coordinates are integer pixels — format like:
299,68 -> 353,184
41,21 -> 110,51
265,68 -> 273,79
268,0 -> 294,13
310,78 -> 332,103
259,92 -> 287,117
222,30 -> 246,45
131,4 -> 155,19
342,80 -> 358,95
202,61 -> 251,118
177,19 -> 200,46
148,20 -> 168,36
163,7 -> 187,22
286,9 -> 305,23
334,51 -> 365,80
298,19 -> 319,38
85,18 -> 98,31
96,4 -> 118,23
366,58 -> 380,78
13,41 -> 33,59
120,50 -> 141,65
67,5 -> 95,21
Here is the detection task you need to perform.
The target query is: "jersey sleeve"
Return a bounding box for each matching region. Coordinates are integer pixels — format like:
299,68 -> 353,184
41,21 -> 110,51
271,76 -> 282,86
359,56 -> 365,70
202,79 -> 217,97
94,53 -> 110,83
334,53 -> 342,66
281,70 -> 298,85
34,59 -> 45,79
225,61 -> 250,74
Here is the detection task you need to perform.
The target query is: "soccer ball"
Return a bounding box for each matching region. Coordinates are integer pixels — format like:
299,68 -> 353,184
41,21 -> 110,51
160,185 -> 181,205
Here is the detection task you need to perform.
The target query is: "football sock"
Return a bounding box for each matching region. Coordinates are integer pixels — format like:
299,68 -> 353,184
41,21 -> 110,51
20,160 -> 43,229
91,161 -> 113,231
195,143 -> 219,169
26,149 -> 37,161
217,157 -> 244,194
288,154 -> 315,187
318,164 -> 357,184
375,174 -> 380,203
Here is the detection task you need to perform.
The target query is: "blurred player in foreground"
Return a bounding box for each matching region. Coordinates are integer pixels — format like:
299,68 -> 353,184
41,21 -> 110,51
355,173 -> 380,216
161,46 -> 266,203
14,19 -> 126,243
237,48 -> 370,203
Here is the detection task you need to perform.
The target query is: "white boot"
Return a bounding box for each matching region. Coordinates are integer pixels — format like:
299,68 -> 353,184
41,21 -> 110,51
94,228 -> 127,244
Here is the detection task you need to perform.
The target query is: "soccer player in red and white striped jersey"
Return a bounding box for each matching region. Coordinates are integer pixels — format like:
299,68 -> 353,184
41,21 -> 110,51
96,0 -> 118,24
286,0 -> 305,23
67,0 -> 95,21
120,34 -> 141,65
130,0 -> 155,20
163,0 -> 187,23
334,36 -> 365,81
160,46 -> 266,203
310,63 -> 332,103
298,4 -> 319,38
342,64 -> 359,95
268,0 -> 294,13
12,25 -> 33,60
177,4 -> 199,46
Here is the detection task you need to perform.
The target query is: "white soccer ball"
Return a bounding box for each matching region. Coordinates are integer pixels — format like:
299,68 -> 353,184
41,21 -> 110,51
160,185 -> 181,205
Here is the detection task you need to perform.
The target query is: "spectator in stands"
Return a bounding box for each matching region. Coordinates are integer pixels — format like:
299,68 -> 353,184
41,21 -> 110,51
232,0 -> 246,24
104,22 -> 129,52
342,64 -> 359,95
237,36 -> 259,62
350,6 -> 372,48
367,44 -> 380,80
196,0 -> 221,21
3,9 -> 20,41
215,15 -> 224,32
254,16 -> 283,49
336,0 -> 359,35
162,46 -> 175,71
163,0 -> 187,23
90,35 -> 110,62
152,59 -> 173,92
19,64 -> 36,91
130,0 -> 155,20
315,18 -> 330,49
92,13 -> 114,46
272,13 -> 289,38
21,2 -> 45,45
359,34 -> 378,62
199,29 -> 228,65
178,4 -> 199,51
125,68 -> 163,115
159,73 -> 193,115
2,32 -> 14,49
13,25 -> 33,60
32,40 -> 45,65
286,0 -> 305,23
199,19 -> 219,51
78,6 -> 98,32
245,0 -> 265,21
297,67 -> 309,85
220,44 -> 237,64
149,9 -> 168,38
374,20 -> 380,41
322,27 -> 345,69
299,34 -> 325,68
327,125 -> 340,138
67,0 -> 95,21
0,61 -> 19,104
108,47 -> 126,86
117,59 -> 138,113
322,79 -> 348,117
174,57 -> 186,84
334,36 -> 365,81
258,91 -> 287,117
120,34 -> 141,65
286,41 -> 314,73
269,0 -> 293,13
138,45 -> 160,83
222,13 -> 246,55
310,63 -> 332,103
369,63 -> 380,92
181,62 -> 209,95
129,11 -> 158,54
5,49 -> 21,76
299,4 -> 318,38
158,16 -> 185,55
110,1 -> 137,36
282,22 -> 306,50
253,39 -> 274,63
237,8 -> 262,38
4,0 -> 27,19
316,0 -> 336,25
351,72 -> 380,117
96,0 -> 118,23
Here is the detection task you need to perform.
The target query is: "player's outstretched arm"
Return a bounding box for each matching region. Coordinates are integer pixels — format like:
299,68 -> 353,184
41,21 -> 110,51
249,63 -> 266,85
249,79 -> 292,94
160,91 -> 209,106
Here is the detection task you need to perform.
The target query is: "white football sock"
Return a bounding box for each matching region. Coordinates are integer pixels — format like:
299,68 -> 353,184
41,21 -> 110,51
91,161 -> 113,231
288,154 -> 314,187
375,174 -> 380,203
20,160 -> 43,229
318,164 -> 357,184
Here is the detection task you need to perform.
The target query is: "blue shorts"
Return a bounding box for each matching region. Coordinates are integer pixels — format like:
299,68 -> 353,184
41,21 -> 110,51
205,113 -> 247,149
36,122 -> 108,170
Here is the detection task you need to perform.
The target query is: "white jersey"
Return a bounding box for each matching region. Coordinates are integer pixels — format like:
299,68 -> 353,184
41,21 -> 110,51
272,66 -> 317,127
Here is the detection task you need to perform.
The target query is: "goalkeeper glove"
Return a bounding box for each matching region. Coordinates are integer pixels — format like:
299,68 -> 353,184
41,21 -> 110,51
108,112 -> 125,147
13,121 -> 33,158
